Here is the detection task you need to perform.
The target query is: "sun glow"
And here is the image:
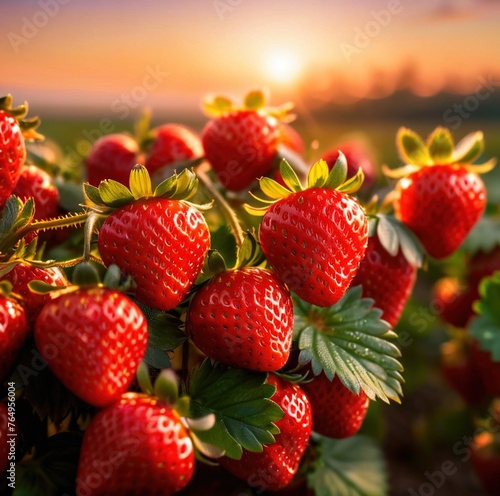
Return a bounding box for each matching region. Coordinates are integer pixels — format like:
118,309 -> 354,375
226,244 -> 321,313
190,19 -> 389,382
264,51 -> 303,85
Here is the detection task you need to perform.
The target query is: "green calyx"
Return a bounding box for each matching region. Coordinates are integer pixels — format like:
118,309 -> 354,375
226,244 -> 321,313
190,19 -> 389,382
384,126 -> 496,178
201,88 -> 295,122
84,164 -> 205,211
0,94 -> 43,141
245,153 -> 364,217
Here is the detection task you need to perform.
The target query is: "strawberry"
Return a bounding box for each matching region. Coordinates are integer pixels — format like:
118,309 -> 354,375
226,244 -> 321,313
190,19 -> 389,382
322,139 -> 377,191
470,432 -> 500,496
0,293 -> 28,382
278,123 -> 305,157
1,262 -> 68,326
351,226 -> 418,328
145,123 -> 203,177
469,341 -> 500,398
76,392 -> 195,496
386,127 -> 494,260
432,277 -> 477,328
219,374 -> 312,492
98,196 -> 210,311
85,133 -> 139,186
247,158 -> 368,307
200,91 -> 287,192
34,286 -> 148,407
186,267 -> 294,372
467,246 -> 500,288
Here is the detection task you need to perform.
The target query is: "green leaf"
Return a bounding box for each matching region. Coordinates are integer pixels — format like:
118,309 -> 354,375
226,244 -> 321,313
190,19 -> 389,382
427,127 -> 454,163
396,127 -> 432,165
323,152 -> 347,190
202,94 -> 233,117
129,164 -> 153,199
244,89 -> 266,110
55,180 -> 85,213
154,369 -> 180,404
376,215 -> 399,257
188,360 -> 283,460
293,287 -> 404,403
461,216 -> 500,255
235,230 -> 265,268
307,159 -> 330,189
308,435 -> 388,496
452,131 -> 484,164
98,179 -> 134,207
83,183 -> 105,207
260,177 -> 291,200
12,197 -> 35,232
0,196 -> 22,236
279,158 -> 303,192
134,300 -> 187,369
155,168 -> 199,201
470,272 -> 500,361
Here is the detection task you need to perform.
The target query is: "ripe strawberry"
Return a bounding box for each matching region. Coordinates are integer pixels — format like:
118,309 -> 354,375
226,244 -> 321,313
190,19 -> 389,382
0,294 -> 28,382
202,109 -> 278,191
34,286 -> 148,407
85,133 -> 139,186
219,374 -> 312,492
0,403 -> 10,475
322,139 -> 377,191
470,432 -> 500,496
249,159 -> 368,307
145,123 -> 203,177
439,339 -> 486,405
387,127 -> 493,260
300,372 -> 369,439
76,392 -> 195,496
98,197 -> 210,311
351,232 -> 417,328
467,246 -> 500,288
432,277 -> 477,328
1,262 -> 68,326
187,267 -> 294,371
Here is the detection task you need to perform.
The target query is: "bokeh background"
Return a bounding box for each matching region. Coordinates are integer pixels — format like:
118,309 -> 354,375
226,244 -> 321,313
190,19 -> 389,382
2,1 -> 500,495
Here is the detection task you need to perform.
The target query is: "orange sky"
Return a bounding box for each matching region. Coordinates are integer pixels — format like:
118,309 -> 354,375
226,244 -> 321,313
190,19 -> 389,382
1,0 -> 499,116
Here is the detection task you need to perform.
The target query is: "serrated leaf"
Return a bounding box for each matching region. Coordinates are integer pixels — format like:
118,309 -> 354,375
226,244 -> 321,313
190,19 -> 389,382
188,360 -> 283,460
98,180 -> 134,207
396,127 -> 432,165
308,435 -> 388,496
308,159 -> 330,189
323,152 -> 347,190
294,287 -> 404,403
376,215 -> 399,257
470,272 -> 500,361
244,89 -> 266,110
452,131 -> 484,164
129,164 -> 153,199
427,127 -> 454,163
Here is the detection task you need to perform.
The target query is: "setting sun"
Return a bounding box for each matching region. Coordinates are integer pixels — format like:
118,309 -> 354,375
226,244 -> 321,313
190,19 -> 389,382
263,51 -> 303,85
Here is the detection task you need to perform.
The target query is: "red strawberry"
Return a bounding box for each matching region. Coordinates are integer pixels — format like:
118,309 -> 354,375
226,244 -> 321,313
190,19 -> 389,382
387,127 -> 493,260
278,123 -> 305,157
85,133 -> 139,186
439,339 -> 486,405
322,139 -> 377,191
145,124 -> 203,177
219,374 -> 312,492
0,110 -> 25,209
432,277 -> 477,328
256,174 -> 368,307
0,294 -> 28,382
467,246 -> 500,288
76,392 -> 195,496
469,341 -> 500,398
202,109 -> 278,191
1,262 -> 68,326
0,403 -> 10,475
186,267 -> 294,371
98,197 -> 210,311
34,286 -> 148,407
301,372 -> 369,439
470,432 -> 500,496
351,232 -> 417,328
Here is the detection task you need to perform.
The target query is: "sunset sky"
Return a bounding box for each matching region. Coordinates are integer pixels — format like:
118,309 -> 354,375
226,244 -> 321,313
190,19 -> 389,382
1,0 -> 499,117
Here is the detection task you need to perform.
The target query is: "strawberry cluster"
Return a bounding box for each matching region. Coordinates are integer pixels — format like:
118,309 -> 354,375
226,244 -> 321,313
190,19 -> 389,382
0,91 -> 497,495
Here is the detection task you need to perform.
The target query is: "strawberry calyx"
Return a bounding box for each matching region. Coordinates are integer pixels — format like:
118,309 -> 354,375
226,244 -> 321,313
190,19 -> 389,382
244,153 -> 364,216
384,126 -> 496,178
0,94 -> 44,141
201,88 -> 295,123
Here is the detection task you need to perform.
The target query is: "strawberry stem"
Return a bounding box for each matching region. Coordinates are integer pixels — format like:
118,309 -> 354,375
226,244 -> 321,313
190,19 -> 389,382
196,162 -> 245,248
180,339 -> 190,396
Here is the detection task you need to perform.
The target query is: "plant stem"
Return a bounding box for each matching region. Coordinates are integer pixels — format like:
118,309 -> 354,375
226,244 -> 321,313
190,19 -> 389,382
196,161 -> 245,248
180,339 -> 190,396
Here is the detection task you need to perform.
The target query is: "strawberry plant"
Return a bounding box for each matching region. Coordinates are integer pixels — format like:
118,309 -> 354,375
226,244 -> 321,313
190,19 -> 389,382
0,90 -> 497,495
